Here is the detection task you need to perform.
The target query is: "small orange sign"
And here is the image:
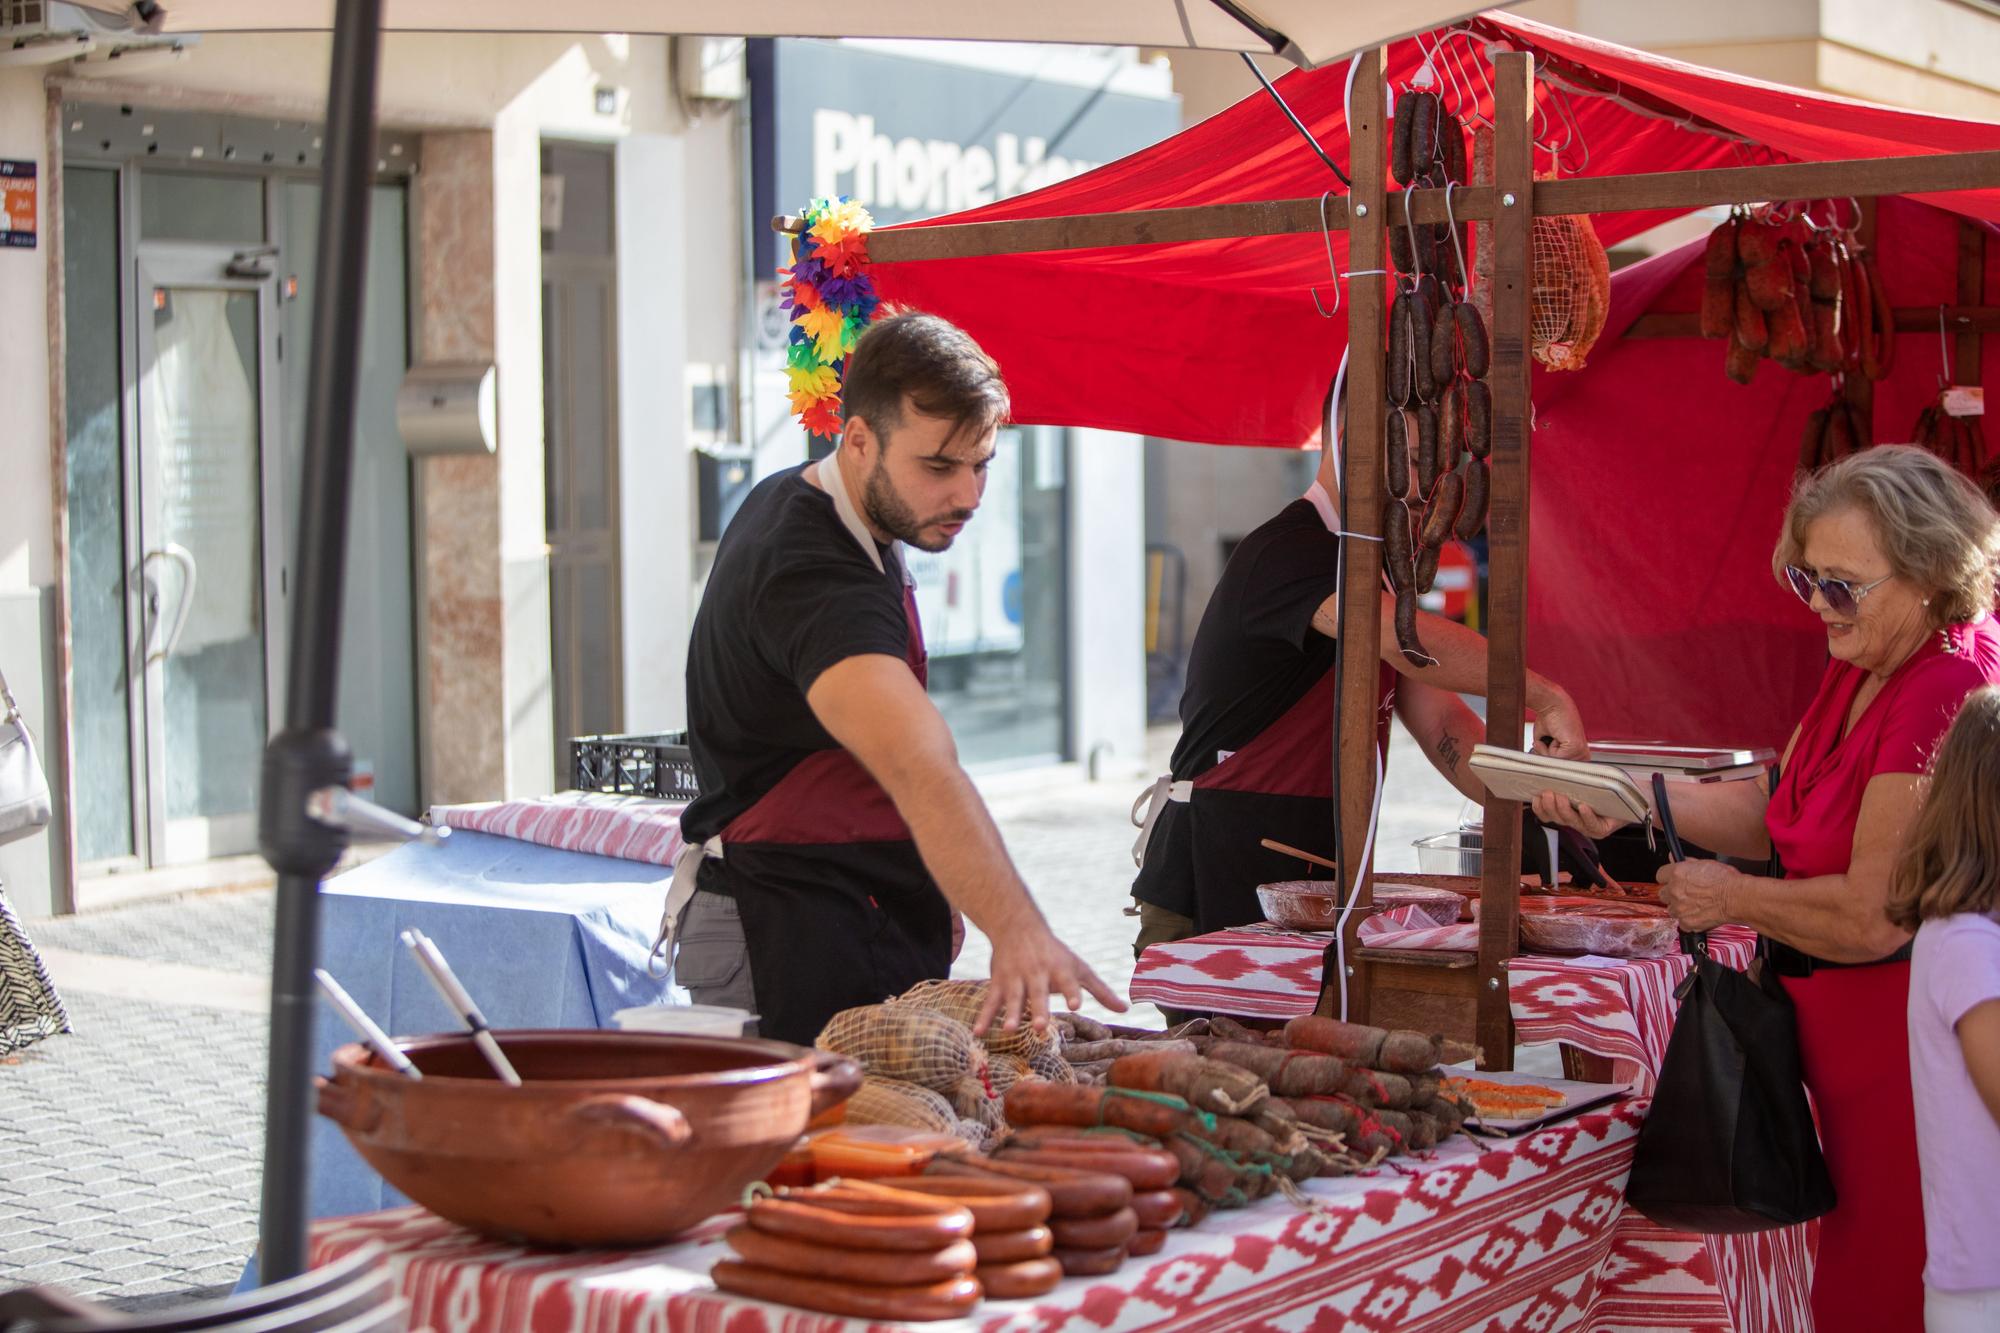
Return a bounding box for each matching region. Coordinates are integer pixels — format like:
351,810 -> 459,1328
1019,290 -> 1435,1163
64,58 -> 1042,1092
2,160 -> 36,249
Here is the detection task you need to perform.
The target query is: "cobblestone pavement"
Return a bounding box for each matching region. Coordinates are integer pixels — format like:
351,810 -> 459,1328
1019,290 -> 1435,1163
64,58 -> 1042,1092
2,722 -> 1469,1306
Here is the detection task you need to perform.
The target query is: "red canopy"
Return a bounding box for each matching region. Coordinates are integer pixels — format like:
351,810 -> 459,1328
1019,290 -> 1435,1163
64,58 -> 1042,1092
867,14 -> 1999,747
1528,196 -> 1997,749
871,12 -> 2000,449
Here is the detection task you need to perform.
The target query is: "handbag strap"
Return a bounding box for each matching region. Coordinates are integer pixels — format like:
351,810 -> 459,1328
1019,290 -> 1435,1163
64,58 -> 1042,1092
0,664 -> 18,725
1651,772 -> 1707,959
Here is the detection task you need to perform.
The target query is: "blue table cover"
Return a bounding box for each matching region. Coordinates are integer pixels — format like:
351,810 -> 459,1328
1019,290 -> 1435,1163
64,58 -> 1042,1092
308,828 -> 676,1218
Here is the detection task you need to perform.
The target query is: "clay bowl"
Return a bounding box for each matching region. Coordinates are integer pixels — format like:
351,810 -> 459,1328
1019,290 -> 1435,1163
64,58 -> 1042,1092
317,1029 -> 861,1247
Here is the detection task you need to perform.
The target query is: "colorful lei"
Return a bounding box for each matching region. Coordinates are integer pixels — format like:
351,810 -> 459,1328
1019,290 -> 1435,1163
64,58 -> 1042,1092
778,197 -> 883,440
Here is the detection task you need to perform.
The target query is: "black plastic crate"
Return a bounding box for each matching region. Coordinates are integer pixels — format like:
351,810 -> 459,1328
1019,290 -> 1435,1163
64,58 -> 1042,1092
568,732 -> 700,801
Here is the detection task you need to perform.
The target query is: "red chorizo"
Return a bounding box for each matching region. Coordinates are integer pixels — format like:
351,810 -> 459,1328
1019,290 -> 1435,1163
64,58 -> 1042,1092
1418,468 -> 1463,548
749,1188 -> 974,1252
991,1146 -> 1178,1192
1391,91 -> 1417,186
1049,1206 -> 1138,1251
724,1227 -> 976,1286
1386,409 -> 1411,499
710,1263 -> 981,1321
926,1156 -> 1133,1218
1053,1244 -> 1127,1278
974,1257 -> 1063,1300
1130,1189 -> 1186,1231
1430,306 -> 1460,387
874,1175 -> 1052,1232
1453,458 -> 1488,542
1454,304 -> 1489,379
1414,543 -> 1441,596
1464,379 -> 1490,459
971,1226 -> 1054,1265
1416,402 -> 1439,494
1383,497 -> 1414,593
1126,1229 -> 1168,1257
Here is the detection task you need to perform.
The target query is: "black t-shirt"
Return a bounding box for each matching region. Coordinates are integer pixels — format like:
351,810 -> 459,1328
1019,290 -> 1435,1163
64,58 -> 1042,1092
1168,498 -> 1346,781
682,464 -> 911,841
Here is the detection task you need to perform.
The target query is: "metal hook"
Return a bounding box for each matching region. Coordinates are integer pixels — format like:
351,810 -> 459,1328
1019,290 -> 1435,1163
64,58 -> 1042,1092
1401,182 -> 1425,286
1311,191 -> 1344,318
1436,27 -> 1497,129
1553,87 -> 1589,176
1414,29 -> 1471,121
1444,181 -> 1469,281
1939,304 -> 1954,388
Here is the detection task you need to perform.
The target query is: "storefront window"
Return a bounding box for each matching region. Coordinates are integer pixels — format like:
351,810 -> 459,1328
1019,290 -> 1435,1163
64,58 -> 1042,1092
913,427 -> 1069,767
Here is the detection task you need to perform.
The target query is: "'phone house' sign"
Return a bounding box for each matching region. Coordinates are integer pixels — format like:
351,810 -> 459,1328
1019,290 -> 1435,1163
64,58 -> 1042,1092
751,39 -> 1178,272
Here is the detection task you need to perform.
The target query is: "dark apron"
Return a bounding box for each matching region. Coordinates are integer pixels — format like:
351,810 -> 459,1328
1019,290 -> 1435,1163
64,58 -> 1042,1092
697,582 -> 951,1046
1138,662 -> 1397,936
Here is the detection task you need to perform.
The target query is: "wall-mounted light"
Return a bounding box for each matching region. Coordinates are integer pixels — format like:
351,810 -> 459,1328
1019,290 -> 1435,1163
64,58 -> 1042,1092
593,86 -> 618,116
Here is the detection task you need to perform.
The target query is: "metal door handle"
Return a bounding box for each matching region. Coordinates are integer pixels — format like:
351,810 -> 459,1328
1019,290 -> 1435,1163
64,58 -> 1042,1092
142,543 -> 198,664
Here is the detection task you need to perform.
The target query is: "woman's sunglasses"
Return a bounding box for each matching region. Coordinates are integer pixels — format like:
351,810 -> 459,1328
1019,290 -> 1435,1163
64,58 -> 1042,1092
1785,565 -> 1892,618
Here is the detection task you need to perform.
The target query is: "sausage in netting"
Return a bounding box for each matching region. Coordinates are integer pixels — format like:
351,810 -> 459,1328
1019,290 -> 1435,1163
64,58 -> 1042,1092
1430,306 -> 1460,387
1454,303 -> 1489,378
1383,498 -> 1414,592
1388,293 -> 1413,406
1410,292 -> 1436,402
1419,468 -> 1463,549
1416,403 -> 1439,494
1453,458 -> 1488,541
1391,91 -> 1417,185
1464,379 -> 1491,459
1385,411 -> 1411,499
711,1264 -> 982,1322
1394,586 -> 1426,666
1413,543 -> 1441,596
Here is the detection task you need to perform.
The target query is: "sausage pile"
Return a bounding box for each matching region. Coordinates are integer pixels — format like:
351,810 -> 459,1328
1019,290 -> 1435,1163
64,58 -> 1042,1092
1701,206 -> 1895,386
1386,86 -> 1489,668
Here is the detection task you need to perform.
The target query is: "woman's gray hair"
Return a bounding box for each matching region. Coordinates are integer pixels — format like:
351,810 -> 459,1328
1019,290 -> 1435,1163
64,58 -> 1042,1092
1773,445 -> 2000,625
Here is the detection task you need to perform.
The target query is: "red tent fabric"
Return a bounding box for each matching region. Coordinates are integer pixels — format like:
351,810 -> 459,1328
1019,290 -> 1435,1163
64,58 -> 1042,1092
1529,196 -> 1997,749
862,14 -> 2000,748
870,12 -> 2000,449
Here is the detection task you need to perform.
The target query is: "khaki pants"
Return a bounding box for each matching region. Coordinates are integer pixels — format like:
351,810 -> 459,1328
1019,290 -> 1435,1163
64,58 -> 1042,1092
673,891 -> 759,1035
1131,899 -> 1201,1027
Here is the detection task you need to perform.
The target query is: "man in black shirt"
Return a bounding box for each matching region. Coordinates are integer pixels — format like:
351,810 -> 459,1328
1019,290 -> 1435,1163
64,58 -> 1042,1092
1131,453 -> 1589,950
670,313 -> 1123,1045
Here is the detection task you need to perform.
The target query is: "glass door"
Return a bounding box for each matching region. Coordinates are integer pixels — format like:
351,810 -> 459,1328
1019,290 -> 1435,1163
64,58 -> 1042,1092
131,248 -> 281,865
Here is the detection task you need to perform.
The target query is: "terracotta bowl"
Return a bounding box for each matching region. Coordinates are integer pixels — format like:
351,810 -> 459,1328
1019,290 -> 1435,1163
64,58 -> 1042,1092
316,1029 -> 861,1247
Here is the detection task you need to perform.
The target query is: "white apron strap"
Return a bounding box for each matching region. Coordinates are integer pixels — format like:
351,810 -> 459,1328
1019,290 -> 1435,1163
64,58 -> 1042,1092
1129,774 -> 1193,869
650,834 -> 724,979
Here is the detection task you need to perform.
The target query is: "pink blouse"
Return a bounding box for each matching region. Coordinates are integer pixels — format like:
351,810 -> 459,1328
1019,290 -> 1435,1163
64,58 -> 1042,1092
1765,615 -> 2000,880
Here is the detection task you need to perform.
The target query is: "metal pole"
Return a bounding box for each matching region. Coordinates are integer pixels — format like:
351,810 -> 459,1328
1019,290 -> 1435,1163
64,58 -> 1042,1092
256,0 -> 383,1282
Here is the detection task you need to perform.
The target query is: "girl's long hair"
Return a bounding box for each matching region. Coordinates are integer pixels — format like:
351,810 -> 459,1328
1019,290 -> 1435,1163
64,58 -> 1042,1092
1887,686 -> 2000,930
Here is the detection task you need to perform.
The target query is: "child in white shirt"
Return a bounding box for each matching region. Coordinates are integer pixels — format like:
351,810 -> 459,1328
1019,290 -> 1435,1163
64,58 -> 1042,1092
1888,686 -> 2000,1332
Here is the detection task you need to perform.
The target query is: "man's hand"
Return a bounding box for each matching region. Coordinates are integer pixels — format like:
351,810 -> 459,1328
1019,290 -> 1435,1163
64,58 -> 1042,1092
1657,858 -> 1742,932
1529,687 -> 1589,760
949,910 -> 966,963
974,914 -> 1127,1034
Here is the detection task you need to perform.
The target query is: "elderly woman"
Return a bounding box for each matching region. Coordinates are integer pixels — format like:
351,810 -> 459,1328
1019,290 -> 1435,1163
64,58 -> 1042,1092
1535,446 -> 2000,1333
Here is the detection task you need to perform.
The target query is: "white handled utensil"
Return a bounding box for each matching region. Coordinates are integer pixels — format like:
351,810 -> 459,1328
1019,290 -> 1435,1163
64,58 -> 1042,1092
400,928 -> 523,1086
314,968 -> 421,1080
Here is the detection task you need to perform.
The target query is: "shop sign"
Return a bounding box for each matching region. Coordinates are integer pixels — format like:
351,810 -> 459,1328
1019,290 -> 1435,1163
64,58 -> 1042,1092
1,161 -> 35,249
750,39 -> 1179,274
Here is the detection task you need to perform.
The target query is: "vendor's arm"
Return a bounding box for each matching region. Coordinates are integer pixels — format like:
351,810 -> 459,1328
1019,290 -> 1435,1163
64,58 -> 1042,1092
807,653 -> 1126,1030
1393,678 -> 1488,804
1652,771 -> 1919,963
1310,593 -> 1586,758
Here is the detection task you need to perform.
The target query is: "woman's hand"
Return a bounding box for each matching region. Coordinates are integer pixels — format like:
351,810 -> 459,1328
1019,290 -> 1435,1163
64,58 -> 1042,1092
1530,790 -> 1630,841
1657,858 -> 1743,932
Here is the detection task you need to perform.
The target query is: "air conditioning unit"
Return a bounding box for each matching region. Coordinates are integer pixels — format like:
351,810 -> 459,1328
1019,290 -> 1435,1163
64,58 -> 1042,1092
2,1 -> 183,68
676,35 -> 746,103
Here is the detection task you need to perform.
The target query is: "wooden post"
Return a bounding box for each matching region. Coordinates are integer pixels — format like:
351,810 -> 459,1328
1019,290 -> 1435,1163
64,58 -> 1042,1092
1843,198 -> 1878,435
1324,47 -> 1390,1023
1958,218 -> 1985,390
1474,50 -> 1537,1072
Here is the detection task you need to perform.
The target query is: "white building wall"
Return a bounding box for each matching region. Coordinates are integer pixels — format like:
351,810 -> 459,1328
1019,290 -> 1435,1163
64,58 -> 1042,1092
1067,430 -> 1149,782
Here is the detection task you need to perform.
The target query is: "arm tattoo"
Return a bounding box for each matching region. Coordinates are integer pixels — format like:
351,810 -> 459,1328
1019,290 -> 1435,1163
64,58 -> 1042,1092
1437,732 -> 1463,772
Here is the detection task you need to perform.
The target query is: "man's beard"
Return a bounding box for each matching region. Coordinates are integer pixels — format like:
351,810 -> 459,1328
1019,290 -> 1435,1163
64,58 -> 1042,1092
864,456 -> 973,553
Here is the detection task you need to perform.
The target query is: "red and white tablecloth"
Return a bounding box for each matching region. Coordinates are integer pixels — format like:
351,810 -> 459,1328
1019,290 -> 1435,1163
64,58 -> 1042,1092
1128,924 -> 1810,1332
431,793 -> 686,867
313,1105 -> 1667,1333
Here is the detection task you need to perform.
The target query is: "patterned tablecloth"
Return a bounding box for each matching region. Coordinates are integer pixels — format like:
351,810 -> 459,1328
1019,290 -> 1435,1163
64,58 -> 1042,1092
313,1105 -> 1660,1333
431,792 -> 687,867
1128,923 -> 1810,1333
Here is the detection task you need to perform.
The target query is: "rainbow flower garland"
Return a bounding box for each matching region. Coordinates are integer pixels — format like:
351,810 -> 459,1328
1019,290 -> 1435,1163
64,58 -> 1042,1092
778,197 -> 883,440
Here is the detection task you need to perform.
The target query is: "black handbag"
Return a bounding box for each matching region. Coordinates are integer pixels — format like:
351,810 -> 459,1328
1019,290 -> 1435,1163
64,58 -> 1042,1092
1623,774 -> 1836,1233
